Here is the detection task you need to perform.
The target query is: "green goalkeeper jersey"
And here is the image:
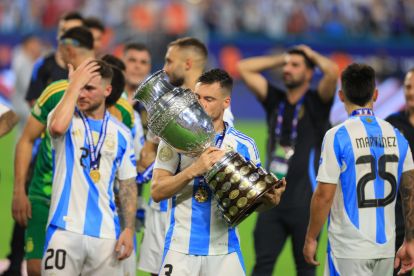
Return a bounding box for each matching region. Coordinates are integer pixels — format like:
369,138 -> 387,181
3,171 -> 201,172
28,79 -> 135,201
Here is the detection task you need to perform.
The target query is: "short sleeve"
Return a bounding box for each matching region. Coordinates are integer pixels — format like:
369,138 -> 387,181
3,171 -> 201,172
154,140 -> 180,174
261,83 -> 284,115
132,111 -> 145,159
31,81 -> 66,124
316,128 -> 341,184
403,146 -> 414,173
117,133 -> 137,181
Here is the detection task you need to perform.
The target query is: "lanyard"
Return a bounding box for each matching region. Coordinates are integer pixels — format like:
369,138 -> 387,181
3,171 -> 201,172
214,122 -> 227,149
275,97 -> 305,143
77,109 -> 109,170
350,108 -> 374,117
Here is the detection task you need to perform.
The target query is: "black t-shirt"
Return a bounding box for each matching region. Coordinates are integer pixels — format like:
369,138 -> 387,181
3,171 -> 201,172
261,83 -> 333,209
25,52 -> 68,102
386,111 -> 414,237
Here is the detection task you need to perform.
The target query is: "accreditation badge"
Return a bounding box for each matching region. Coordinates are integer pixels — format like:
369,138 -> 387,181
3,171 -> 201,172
269,143 -> 294,179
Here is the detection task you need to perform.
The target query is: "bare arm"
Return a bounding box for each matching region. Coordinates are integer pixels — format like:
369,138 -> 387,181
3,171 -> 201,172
115,177 -> 137,260
12,115 -> 45,226
137,140 -> 158,172
400,170 -> 414,240
296,45 -> 339,103
151,147 -> 224,202
48,60 -> 100,137
0,110 -> 19,137
303,182 -> 337,266
237,54 -> 286,102
395,170 -> 414,274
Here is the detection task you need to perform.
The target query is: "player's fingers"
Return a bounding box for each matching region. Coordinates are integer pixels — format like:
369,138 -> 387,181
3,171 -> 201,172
394,256 -> 401,269
115,239 -> 122,253
27,201 -> 32,219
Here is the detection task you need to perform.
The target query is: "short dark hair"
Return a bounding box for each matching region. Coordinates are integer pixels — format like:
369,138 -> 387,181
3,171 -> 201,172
124,42 -> 150,54
60,11 -> 83,22
59,26 -> 94,50
93,59 -> 113,81
341,63 -> 376,107
101,55 -> 126,106
168,37 -> 207,60
84,17 -> 105,32
288,48 -> 315,69
197,68 -> 233,95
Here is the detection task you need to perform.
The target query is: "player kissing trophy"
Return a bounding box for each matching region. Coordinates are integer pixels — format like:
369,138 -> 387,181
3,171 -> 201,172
135,70 -> 282,226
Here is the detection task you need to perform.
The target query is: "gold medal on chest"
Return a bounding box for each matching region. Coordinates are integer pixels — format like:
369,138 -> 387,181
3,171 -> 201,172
194,187 -> 209,203
90,169 -> 101,183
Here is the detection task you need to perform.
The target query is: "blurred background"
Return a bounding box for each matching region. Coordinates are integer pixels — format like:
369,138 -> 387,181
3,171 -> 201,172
0,0 -> 413,275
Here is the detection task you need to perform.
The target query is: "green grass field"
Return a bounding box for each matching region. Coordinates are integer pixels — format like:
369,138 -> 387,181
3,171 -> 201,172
0,121 -> 327,275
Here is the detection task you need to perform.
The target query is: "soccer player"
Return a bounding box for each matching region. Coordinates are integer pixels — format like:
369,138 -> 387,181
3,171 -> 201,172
303,63 -> 414,275
152,68 -> 286,276
12,27 -> 135,276
386,68 -> 414,276
43,58 -> 137,275
0,100 -> 19,137
84,16 -> 105,56
25,11 -> 84,107
237,45 -> 338,276
137,37 -> 234,276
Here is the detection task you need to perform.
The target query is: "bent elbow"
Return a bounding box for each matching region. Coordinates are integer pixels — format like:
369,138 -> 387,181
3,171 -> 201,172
150,181 -> 162,203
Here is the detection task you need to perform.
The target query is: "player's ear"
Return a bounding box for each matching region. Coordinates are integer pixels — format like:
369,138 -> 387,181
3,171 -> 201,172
338,89 -> 345,103
104,84 -> 112,98
372,89 -> 378,102
223,96 -> 231,109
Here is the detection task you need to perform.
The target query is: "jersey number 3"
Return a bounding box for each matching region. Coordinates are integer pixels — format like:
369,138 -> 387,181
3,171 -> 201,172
356,154 -> 398,208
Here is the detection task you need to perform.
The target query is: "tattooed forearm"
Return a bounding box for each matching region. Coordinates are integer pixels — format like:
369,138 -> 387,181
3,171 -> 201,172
400,169 -> 414,241
119,177 -> 137,230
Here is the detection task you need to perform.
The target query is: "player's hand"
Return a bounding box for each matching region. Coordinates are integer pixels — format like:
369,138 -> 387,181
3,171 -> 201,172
12,191 -> 31,227
192,147 -> 225,176
294,45 -> 317,61
395,240 -> 414,275
115,228 -> 135,260
303,237 -> 319,266
262,177 -> 286,206
67,58 -> 101,91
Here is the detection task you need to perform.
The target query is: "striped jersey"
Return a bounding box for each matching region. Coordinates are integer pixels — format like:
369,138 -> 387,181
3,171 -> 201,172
29,80 -> 135,202
47,111 -> 136,239
149,107 -> 235,212
317,114 -> 414,259
154,124 -> 260,255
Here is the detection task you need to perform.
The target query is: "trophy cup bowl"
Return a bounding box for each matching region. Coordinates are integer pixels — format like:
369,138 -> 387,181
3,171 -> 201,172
135,70 -> 215,156
135,70 -> 282,227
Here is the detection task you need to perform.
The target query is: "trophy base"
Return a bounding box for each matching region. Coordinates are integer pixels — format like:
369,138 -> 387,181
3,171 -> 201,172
223,179 -> 283,227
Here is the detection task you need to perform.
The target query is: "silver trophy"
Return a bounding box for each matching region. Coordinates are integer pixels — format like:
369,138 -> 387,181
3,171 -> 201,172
135,70 -> 282,227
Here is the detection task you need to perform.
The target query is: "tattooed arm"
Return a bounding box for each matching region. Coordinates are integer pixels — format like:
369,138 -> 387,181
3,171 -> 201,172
115,177 -> 137,260
395,170 -> 414,274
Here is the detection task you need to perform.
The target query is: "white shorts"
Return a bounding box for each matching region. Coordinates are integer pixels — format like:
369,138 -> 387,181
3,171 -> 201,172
138,207 -> 168,274
122,243 -> 137,276
159,250 -> 246,276
42,227 -> 123,276
325,250 -> 394,276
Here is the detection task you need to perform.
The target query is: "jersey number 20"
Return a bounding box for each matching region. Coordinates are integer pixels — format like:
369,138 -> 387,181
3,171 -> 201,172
356,154 -> 398,208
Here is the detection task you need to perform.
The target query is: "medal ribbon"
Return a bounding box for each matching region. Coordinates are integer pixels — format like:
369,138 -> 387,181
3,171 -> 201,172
275,96 -> 305,144
350,108 -> 374,117
214,122 -> 227,148
77,109 -> 109,170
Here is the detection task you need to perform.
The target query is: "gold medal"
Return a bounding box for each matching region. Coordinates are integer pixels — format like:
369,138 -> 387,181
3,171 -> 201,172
90,169 -> 100,183
195,187 -> 209,203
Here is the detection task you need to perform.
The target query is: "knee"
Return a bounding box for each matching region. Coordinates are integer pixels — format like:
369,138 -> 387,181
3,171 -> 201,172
27,260 -> 42,276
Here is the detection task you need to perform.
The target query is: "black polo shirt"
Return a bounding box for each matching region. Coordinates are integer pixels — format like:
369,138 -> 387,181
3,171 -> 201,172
261,83 -> 333,209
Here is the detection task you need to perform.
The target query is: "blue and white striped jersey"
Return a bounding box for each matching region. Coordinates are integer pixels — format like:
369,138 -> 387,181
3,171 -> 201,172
317,114 -> 414,259
131,110 -> 145,159
47,111 -> 137,240
154,125 -> 260,255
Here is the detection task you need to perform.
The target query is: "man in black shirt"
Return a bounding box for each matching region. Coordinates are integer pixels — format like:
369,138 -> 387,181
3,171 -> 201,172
237,45 -> 339,276
25,12 -> 83,107
386,68 -> 414,276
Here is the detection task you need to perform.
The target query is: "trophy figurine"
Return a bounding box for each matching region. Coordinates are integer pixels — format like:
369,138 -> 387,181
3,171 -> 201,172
135,70 -> 282,227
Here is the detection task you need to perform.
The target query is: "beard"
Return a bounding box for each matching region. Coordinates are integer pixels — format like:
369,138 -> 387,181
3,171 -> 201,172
283,74 -> 306,89
78,100 -> 102,114
168,72 -> 184,87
